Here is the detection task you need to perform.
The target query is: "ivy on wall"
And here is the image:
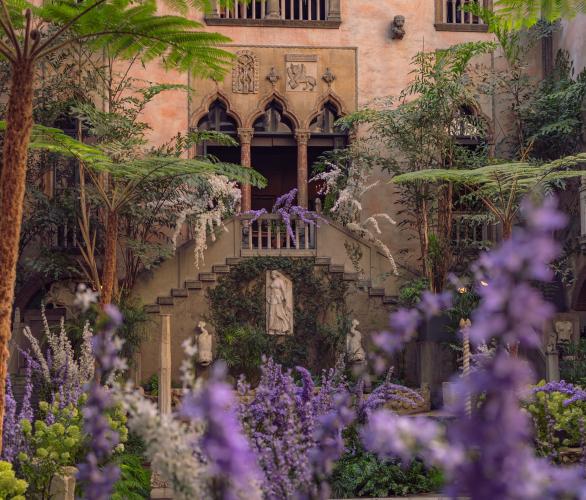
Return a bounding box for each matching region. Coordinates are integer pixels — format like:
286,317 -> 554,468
207,257 -> 351,380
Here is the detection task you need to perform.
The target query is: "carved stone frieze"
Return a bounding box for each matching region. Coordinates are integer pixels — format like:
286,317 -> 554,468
232,50 -> 259,94
266,66 -> 280,86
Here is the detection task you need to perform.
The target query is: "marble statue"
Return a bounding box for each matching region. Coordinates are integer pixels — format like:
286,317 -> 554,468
196,321 -> 213,366
346,319 -> 366,365
266,270 -> 293,335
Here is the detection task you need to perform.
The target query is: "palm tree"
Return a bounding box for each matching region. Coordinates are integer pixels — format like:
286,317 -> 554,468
495,0 -> 586,27
0,0 -> 236,451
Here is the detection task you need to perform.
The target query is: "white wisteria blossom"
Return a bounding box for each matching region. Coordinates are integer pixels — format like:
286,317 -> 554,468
168,174 -> 241,269
312,161 -> 398,274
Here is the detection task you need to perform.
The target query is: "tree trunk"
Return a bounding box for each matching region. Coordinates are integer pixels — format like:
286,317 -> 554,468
502,219 -> 513,240
0,61 -> 35,453
101,210 -> 119,305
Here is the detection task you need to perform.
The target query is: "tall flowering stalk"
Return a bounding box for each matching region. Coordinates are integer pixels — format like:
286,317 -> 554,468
363,197 -> 586,499
77,306 -> 125,500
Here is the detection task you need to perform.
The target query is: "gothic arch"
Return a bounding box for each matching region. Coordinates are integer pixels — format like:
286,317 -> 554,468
190,90 -> 243,131
456,99 -> 495,146
304,90 -> 347,130
245,91 -> 300,130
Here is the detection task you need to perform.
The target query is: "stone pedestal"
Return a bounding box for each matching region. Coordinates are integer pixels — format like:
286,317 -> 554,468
159,314 -> 172,415
546,349 -> 560,382
50,467 -> 77,500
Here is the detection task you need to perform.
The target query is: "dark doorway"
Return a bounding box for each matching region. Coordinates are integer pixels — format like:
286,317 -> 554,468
251,146 -> 297,211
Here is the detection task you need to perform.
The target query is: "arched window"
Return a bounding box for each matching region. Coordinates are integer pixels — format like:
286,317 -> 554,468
197,100 -> 238,134
310,102 -> 343,134
253,101 -> 294,133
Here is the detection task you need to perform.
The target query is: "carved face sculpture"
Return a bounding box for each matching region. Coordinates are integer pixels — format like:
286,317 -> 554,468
554,320 -> 574,343
394,15 -> 405,28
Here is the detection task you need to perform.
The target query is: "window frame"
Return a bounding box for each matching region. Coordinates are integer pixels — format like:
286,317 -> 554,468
434,0 -> 492,32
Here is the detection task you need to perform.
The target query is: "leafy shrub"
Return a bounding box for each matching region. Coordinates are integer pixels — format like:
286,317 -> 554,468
112,454 -> 151,500
398,278 -> 429,308
0,461 -> 27,500
216,325 -> 268,382
331,451 -> 444,498
559,340 -> 586,386
526,382 -> 586,459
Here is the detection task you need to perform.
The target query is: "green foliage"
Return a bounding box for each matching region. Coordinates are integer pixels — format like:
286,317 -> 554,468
208,257 -> 350,376
215,325 -> 269,382
398,278 -> 430,308
520,51 -> 586,160
17,401 -> 84,499
494,0 -> 586,27
331,451 -> 444,498
559,340 -> 586,386
112,454 -> 151,500
0,462 -> 27,500
143,374 -> 159,396
526,383 -> 586,459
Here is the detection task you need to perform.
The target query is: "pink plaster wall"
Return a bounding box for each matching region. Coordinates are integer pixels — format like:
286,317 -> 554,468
557,14 -> 586,74
136,0 -> 495,146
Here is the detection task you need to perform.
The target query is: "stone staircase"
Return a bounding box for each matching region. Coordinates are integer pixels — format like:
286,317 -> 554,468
143,256 -> 398,315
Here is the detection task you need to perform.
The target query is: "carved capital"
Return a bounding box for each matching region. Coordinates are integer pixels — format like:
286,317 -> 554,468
238,128 -> 254,144
295,130 -> 310,145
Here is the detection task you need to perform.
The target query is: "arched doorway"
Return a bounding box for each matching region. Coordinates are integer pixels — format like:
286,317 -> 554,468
250,100 -> 298,210
196,99 -> 241,164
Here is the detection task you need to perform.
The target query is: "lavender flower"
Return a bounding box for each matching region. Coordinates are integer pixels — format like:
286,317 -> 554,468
77,306 -> 124,500
181,362 -> 260,499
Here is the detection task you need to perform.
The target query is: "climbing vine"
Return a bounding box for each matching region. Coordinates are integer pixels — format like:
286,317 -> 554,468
207,257 -> 351,379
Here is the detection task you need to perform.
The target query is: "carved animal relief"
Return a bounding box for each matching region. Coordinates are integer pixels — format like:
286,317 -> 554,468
287,63 -> 317,91
232,50 -> 259,94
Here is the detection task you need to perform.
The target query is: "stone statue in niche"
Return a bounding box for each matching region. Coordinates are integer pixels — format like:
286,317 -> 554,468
390,15 -> 406,40
266,270 -> 293,335
346,319 -> 366,365
232,50 -> 259,94
196,321 -> 213,366
287,63 -> 317,91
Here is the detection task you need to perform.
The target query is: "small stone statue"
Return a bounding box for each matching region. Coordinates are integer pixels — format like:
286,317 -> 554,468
391,15 -> 406,40
346,319 -> 366,365
196,321 -> 213,366
267,271 -> 294,336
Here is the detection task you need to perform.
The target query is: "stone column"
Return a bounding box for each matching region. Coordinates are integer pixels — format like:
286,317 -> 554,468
327,0 -> 341,21
266,0 -> 281,18
159,314 -> 172,415
295,130 -> 310,208
238,128 -> 254,212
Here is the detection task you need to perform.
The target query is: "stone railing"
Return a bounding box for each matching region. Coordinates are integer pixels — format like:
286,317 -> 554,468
206,0 -> 341,27
240,213 -> 317,257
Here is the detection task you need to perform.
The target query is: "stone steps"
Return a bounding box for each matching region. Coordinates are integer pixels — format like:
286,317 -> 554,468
145,256 -> 397,315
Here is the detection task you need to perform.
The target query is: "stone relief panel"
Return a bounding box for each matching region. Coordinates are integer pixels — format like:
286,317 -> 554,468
232,50 -> 259,94
286,54 -> 318,92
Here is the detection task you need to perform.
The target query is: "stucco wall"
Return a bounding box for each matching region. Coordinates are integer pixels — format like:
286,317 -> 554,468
556,14 -> 586,74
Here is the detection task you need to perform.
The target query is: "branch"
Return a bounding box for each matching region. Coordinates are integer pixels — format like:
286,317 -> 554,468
31,0 -> 109,58
0,0 -> 20,59
0,38 -> 16,62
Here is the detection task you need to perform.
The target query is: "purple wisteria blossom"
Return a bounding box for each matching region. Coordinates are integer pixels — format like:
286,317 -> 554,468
77,305 -> 124,500
180,362 -> 260,499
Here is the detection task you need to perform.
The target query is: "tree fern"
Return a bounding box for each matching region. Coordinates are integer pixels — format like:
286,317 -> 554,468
494,0 -> 586,27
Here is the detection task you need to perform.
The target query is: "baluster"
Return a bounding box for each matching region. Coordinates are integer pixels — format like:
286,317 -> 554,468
286,224 -> 291,249
295,220 -> 300,248
317,0 -> 320,20
325,0 -> 329,20
262,0 -> 266,17
251,0 -> 255,18
452,0 -> 457,23
247,221 -> 253,250
304,224 -> 309,250
267,221 -> 272,249
308,0 -> 313,19
276,222 -> 281,249
280,0 -> 285,18
235,0 -> 239,19
258,220 -> 263,250
298,0 -> 302,19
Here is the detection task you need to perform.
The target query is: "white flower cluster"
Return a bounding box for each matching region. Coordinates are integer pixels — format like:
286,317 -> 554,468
23,304 -> 94,389
312,162 -> 398,275
168,174 -> 241,269
116,383 -> 209,500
